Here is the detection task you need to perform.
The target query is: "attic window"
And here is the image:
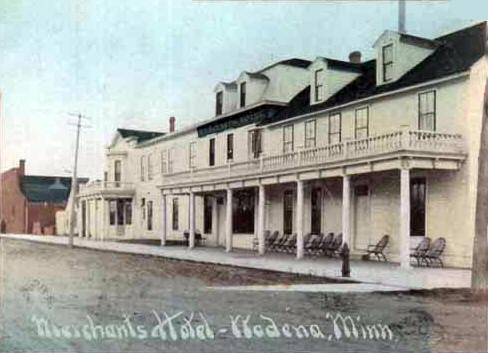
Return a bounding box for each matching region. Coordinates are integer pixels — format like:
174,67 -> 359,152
314,69 -> 324,101
240,82 -> 246,108
382,44 -> 393,82
216,91 -> 223,116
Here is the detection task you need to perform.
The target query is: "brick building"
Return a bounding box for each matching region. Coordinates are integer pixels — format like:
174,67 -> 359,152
0,160 -> 88,234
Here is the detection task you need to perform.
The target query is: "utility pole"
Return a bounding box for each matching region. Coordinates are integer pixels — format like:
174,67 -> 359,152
68,113 -> 89,248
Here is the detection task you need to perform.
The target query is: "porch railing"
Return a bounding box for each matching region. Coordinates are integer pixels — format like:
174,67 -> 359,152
79,181 -> 135,193
162,130 -> 464,185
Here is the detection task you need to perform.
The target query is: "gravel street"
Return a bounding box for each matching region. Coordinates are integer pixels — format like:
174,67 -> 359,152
0,239 -> 486,353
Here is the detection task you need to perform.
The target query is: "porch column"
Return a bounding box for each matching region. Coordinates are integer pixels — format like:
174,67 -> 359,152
296,180 -> 304,259
400,168 -> 411,269
225,188 -> 233,252
211,196 -> 219,245
257,184 -> 266,255
189,192 -> 195,249
160,194 -> 167,246
342,175 -> 351,245
101,199 -> 106,242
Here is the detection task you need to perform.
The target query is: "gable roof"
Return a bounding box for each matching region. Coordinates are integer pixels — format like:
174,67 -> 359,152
259,22 -> 487,126
117,128 -> 165,143
20,176 -> 89,203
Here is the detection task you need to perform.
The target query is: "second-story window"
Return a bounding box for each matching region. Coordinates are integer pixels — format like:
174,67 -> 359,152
283,125 -> 294,153
189,142 -> 196,169
140,156 -> 145,182
147,154 -> 153,180
172,198 -> 179,231
240,82 -> 246,108
355,107 -> 369,139
216,91 -> 223,116
382,44 -> 393,82
249,129 -> 262,159
209,138 -> 215,166
305,120 -> 316,148
114,160 -> 121,187
419,91 -> 436,131
314,69 -> 324,102
161,149 -> 167,174
227,134 -> 234,161
328,113 -> 342,144
167,148 -> 174,173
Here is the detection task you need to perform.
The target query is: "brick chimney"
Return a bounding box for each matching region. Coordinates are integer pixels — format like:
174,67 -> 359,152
349,51 -> 361,64
169,116 -> 175,133
18,159 -> 25,176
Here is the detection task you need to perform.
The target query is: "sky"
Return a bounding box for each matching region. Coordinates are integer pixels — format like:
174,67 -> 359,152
0,0 -> 487,180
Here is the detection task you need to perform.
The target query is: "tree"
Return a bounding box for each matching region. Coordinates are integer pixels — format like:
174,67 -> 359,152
471,77 -> 488,292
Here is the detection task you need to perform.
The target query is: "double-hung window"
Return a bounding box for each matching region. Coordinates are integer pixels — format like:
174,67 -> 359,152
249,129 -> 262,159
314,69 -> 324,102
209,138 -> 215,166
382,44 -> 393,82
328,113 -> 342,144
114,160 -> 121,187
355,107 -> 369,139
283,125 -> 294,153
240,82 -> 246,108
418,91 -> 436,131
167,148 -> 174,174
161,149 -> 167,174
189,142 -> 196,169
140,156 -> 145,182
304,120 -> 316,148
147,154 -> 153,180
216,91 -> 223,116
227,134 -> 234,161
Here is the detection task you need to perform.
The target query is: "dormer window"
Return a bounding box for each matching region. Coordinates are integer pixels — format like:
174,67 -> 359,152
314,69 -> 324,101
216,91 -> 223,116
240,82 -> 246,107
382,44 -> 393,82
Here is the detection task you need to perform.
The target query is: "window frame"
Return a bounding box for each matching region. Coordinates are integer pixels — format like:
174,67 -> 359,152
354,107 -> 369,139
227,133 -> 234,161
114,160 -> 121,187
140,156 -> 145,182
209,138 -> 215,166
167,148 -> 174,174
314,69 -> 324,102
189,142 -> 196,169
382,44 -> 393,82
172,198 -> 179,231
283,124 -> 294,153
240,82 -> 246,108
418,90 -> 436,131
249,129 -> 262,159
147,154 -> 153,180
161,149 -> 167,174
216,91 -> 223,116
328,112 -> 342,144
304,119 -> 317,148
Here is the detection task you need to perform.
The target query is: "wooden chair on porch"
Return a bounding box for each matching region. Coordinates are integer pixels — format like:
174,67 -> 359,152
325,233 -> 343,258
421,237 -> 446,268
365,235 -> 389,262
410,237 -> 431,266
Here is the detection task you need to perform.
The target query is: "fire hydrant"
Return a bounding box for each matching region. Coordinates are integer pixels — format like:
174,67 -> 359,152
341,242 -> 351,278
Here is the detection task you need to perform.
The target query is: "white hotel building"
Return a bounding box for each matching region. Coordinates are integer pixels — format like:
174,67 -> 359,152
73,22 -> 488,269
